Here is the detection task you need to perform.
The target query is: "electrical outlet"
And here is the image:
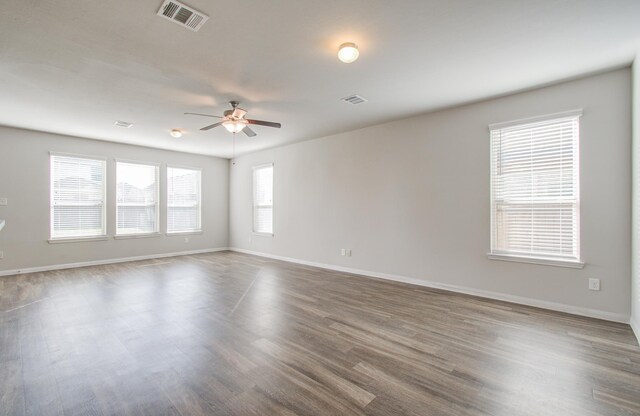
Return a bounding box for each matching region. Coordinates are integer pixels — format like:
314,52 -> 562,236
341,249 -> 346,256
588,278 -> 600,291
0,198 -> 7,206
184,237 -> 189,243
346,249 -> 352,257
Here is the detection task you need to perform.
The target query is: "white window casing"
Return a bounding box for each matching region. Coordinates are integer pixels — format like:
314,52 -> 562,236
167,166 -> 202,234
253,163 -> 273,235
116,161 -> 159,236
489,110 -> 584,268
50,153 -> 107,240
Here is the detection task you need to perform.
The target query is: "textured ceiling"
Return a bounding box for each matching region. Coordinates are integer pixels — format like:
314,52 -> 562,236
1,0 -> 640,158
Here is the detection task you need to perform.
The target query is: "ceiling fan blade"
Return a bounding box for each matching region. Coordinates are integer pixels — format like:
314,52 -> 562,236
231,107 -> 247,119
246,119 -> 281,128
185,112 -> 222,118
243,126 -> 257,137
201,122 -> 223,131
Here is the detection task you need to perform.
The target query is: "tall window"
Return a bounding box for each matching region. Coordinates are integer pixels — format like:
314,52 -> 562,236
50,154 -> 106,239
116,162 -> 159,235
253,164 -> 273,235
167,167 -> 201,233
490,111 -> 581,264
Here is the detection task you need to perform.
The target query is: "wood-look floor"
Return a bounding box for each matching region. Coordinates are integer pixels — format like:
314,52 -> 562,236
1,251 -> 639,416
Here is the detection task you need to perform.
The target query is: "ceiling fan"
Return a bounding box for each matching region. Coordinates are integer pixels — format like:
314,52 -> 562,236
185,101 -> 281,137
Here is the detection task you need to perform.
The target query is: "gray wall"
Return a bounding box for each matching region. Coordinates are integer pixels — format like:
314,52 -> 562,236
0,126 -> 229,272
230,68 -> 632,320
633,57 -> 640,338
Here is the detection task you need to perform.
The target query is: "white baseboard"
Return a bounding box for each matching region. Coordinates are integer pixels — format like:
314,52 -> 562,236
230,247 -> 630,324
0,247 -> 229,277
631,316 -> 640,346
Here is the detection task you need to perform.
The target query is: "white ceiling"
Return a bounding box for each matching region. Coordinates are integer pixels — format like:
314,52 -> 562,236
1,0 -> 640,158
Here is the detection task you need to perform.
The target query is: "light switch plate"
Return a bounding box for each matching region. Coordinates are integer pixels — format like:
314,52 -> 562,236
0,198 -> 7,206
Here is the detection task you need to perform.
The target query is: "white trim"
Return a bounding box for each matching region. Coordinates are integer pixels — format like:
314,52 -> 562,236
49,151 -> 108,161
116,161 -> 160,235
487,253 -> 585,269
166,166 -> 202,234
167,164 -> 202,172
488,109 -> 583,130
48,236 -> 109,244
252,162 -> 274,170
0,248 -> 228,277
252,232 -> 274,237
166,230 -> 202,236
49,154 -> 108,241
229,247 -> 629,324
114,158 -> 161,167
114,232 -> 161,240
631,316 -> 640,346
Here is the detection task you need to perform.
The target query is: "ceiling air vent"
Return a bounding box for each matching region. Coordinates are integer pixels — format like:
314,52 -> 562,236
114,120 -> 133,128
341,94 -> 368,105
157,0 -> 209,32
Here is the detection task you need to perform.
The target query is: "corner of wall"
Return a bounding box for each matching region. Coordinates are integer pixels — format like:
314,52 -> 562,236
632,53 -> 640,346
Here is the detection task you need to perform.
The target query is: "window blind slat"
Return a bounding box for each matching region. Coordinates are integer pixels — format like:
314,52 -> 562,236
253,165 -> 273,234
167,167 -> 201,233
116,162 -> 158,235
490,114 -> 580,262
50,155 -> 106,239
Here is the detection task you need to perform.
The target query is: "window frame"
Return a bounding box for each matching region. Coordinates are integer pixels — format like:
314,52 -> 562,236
49,152 -> 108,243
488,110 -> 584,269
252,163 -> 274,236
115,159 -> 160,238
166,165 -> 202,235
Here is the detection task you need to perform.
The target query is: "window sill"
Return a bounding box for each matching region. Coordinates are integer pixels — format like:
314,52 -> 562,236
48,236 -> 109,244
114,232 -> 161,240
487,253 -> 584,269
166,230 -> 202,236
253,232 -> 274,237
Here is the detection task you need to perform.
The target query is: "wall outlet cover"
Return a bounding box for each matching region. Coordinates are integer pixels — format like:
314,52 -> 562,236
588,278 -> 600,291
0,198 -> 7,206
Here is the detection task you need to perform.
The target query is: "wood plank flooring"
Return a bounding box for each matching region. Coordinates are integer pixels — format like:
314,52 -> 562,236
1,251 -> 639,415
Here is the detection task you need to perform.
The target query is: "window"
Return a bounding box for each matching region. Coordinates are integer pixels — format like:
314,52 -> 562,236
167,167 -> 201,233
253,164 -> 273,235
116,162 -> 159,235
489,111 -> 581,266
50,154 -> 106,240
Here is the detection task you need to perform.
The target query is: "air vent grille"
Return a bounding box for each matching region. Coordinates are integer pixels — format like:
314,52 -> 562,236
157,0 -> 209,32
341,94 -> 368,105
114,121 -> 133,128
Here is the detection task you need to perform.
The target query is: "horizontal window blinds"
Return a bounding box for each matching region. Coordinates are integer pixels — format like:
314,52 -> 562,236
116,162 -> 158,235
167,167 -> 201,233
50,155 -> 106,239
253,164 -> 273,234
490,114 -> 580,261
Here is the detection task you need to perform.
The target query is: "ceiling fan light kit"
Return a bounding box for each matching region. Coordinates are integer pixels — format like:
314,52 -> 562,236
223,120 -> 247,133
185,101 -> 281,138
338,42 -> 359,63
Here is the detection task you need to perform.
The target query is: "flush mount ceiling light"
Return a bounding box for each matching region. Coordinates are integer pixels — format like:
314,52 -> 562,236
170,129 -> 182,138
338,42 -> 359,63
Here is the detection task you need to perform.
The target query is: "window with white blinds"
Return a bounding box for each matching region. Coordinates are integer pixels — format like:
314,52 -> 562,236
490,112 -> 581,264
116,162 -> 159,235
253,164 -> 273,235
50,154 -> 106,239
167,167 -> 201,233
